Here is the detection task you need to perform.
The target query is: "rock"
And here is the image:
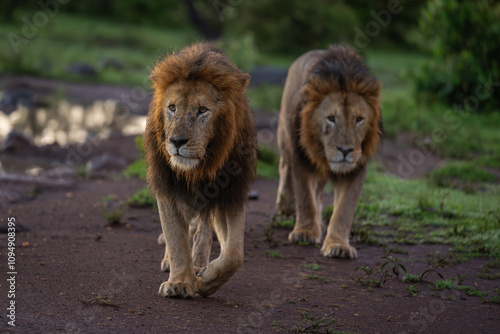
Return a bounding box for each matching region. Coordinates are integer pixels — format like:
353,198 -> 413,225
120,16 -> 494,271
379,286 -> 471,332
41,166 -> 78,180
86,153 -> 127,173
0,130 -> 33,153
66,63 -> 97,76
248,189 -> 259,200
0,88 -> 35,115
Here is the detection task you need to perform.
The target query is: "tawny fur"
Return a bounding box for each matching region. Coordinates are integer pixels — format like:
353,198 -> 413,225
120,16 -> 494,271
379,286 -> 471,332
276,45 -> 381,259
144,43 -> 257,298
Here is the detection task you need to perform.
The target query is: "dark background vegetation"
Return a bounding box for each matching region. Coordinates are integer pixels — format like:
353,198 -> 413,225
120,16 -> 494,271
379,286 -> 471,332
1,1 -> 499,332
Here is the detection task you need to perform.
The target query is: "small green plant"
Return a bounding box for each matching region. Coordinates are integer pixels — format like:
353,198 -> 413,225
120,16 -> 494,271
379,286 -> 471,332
465,288 -> 489,299
478,258 -> 500,280
402,274 -> 422,283
304,275 -> 333,283
406,284 -> 419,297
265,250 -> 284,259
127,187 -> 155,208
123,159 -> 147,180
351,265 -> 390,287
432,278 -> 456,290
75,164 -> 90,178
484,288 -> 500,304
290,311 -> 339,334
271,320 -> 284,329
303,264 -> 322,271
99,195 -> 127,224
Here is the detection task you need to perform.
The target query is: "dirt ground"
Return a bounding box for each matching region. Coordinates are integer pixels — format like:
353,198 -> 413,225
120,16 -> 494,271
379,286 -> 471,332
1,77 -> 499,333
1,171 -> 499,333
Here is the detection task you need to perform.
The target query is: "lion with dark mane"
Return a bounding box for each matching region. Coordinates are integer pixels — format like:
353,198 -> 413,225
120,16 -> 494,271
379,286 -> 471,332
144,43 -> 257,298
276,45 -> 381,259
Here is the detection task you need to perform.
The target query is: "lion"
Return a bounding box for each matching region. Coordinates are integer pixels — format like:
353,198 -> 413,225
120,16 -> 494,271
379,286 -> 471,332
143,43 -> 257,298
276,45 -> 381,259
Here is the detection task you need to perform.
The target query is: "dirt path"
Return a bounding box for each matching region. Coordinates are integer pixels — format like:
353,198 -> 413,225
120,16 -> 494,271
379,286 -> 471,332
2,175 -> 499,334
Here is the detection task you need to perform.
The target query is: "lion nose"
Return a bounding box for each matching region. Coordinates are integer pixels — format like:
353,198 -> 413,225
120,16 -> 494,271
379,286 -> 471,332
337,146 -> 353,157
169,136 -> 189,149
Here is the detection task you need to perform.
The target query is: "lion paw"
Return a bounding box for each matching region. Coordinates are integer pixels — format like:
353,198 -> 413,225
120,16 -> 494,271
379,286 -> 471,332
158,281 -> 196,298
320,242 -> 357,259
288,227 -> 321,244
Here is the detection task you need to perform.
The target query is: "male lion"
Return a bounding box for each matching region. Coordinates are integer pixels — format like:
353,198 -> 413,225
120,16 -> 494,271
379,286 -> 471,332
276,45 -> 381,259
144,43 -> 257,298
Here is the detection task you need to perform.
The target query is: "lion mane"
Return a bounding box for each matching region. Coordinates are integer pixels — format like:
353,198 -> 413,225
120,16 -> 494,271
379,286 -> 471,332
143,43 -> 257,214
297,45 -> 381,176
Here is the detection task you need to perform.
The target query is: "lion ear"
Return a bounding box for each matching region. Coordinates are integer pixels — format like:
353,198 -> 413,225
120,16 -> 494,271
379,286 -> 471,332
239,73 -> 251,90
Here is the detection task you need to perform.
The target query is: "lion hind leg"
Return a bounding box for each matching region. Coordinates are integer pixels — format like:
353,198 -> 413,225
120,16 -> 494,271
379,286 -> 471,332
288,165 -> 323,244
191,216 -> 213,273
276,156 -> 295,215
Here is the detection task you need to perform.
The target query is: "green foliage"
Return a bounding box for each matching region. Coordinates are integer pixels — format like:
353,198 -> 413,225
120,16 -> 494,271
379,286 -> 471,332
429,162 -> 496,188
99,195 -> 127,224
290,311 -> 342,334
247,84 -> 283,112
355,165 -> 500,258
0,12 -> 197,85
124,159 -> 147,180
257,145 -> 280,179
304,275 -> 333,283
216,33 -> 259,72
127,187 -> 155,208
411,0 -> 500,112
432,278 -> 457,290
230,0 -> 360,54
265,250 -> 284,259
406,284 -> 419,297
303,264 -> 322,271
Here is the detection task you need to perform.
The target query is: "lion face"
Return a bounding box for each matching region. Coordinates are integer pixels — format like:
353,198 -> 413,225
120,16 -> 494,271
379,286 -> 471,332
315,92 -> 372,173
162,80 -> 224,172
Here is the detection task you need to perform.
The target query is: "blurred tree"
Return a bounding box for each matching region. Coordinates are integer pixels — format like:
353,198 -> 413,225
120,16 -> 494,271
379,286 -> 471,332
349,0 -> 425,46
226,0 -> 360,55
412,0 -> 500,112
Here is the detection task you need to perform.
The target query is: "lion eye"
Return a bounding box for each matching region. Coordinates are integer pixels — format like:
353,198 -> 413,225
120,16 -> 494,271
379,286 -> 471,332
168,105 -> 176,112
198,106 -> 208,114
327,115 -> 336,124
356,116 -> 364,123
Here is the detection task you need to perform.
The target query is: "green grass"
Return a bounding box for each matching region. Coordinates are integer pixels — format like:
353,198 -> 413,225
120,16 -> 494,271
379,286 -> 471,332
303,264 -> 322,271
127,187 -> 155,208
124,159 -> 147,180
247,84 -> 283,112
265,250 -> 284,259
429,162 -> 497,188
0,12 -> 199,85
406,284 -> 419,296
354,165 -> 500,258
432,278 -> 457,290
257,145 -> 280,179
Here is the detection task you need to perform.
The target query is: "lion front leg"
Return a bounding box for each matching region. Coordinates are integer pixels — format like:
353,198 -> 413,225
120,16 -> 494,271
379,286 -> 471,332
157,197 -> 198,298
321,166 -> 366,259
196,210 -> 244,297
